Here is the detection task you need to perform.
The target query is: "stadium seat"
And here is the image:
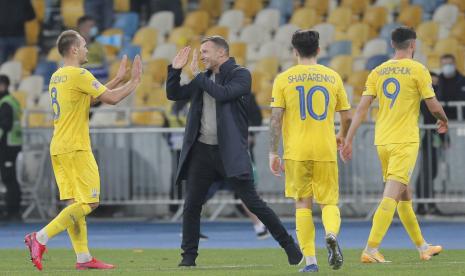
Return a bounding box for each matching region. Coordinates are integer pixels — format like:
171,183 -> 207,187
229,42 -> 247,65
329,55 -> 353,81
352,57 -> 368,72
118,44 -> 141,60
363,6 -> 388,31
328,7 -> 353,31
346,22 -> 376,53
375,0 -> 410,12
61,0 -> 84,28
25,19 -> 40,45
18,75 -> 44,99
426,52 -> 441,70
90,105 -> 119,127
450,21 -> 465,44
254,57 -> 279,81
257,41 -> 290,61
432,4 -> 459,29
448,0 -> 465,12
304,0 -> 329,16
218,10 -> 244,35
33,61 -> 58,88
341,0 -> 370,15
251,71 -> 265,94
11,90 -> 27,109
318,57 -> 332,67
98,28 -> 124,60
183,11 -> 210,35
131,110 -> 165,126
199,0 -> 223,19
0,61 -> 22,88
273,24 -> 299,50
365,54 -> 389,70
205,26 -> 230,40
397,5 -> 423,27
290,8 -> 320,29
132,27 -> 158,60
239,24 -> 272,52
328,41 -> 352,57
114,0 -> 130,12
148,11 -> 175,42
233,0 -> 263,19
417,21 -> 439,47
379,22 -> 402,40
32,0 -> 46,22
254,9 -> 281,33
146,58 -> 169,86
14,46 -> 39,76
434,38 -> 464,71
168,27 -> 195,48
347,70 -> 370,102
152,43 -> 178,61
362,38 -> 389,59
28,93 -> 53,128
412,0 -> 444,16
113,12 -> 139,39
313,23 -> 335,49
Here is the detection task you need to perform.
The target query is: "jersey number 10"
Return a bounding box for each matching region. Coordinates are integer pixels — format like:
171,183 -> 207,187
295,85 -> 329,121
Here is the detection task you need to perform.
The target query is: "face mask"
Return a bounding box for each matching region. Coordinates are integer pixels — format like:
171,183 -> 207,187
89,26 -> 99,38
442,64 -> 455,77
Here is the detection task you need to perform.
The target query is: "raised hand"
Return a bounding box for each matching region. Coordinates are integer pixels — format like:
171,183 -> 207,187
131,55 -> 143,83
172,47 -> 191,69
116,54 -> 128,80
190,48 -> 200,76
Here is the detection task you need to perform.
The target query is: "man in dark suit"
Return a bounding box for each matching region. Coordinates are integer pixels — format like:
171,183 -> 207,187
166,36 -> 302,267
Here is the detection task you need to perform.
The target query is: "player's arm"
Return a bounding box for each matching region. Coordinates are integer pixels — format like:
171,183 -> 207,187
269,107 -> 284,176
336,110 -> 352,148
98,55 -> 142,105
424,96 -> 448,133
341,95 -> 374,161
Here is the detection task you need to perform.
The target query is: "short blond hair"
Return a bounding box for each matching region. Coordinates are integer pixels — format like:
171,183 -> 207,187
57,30 -> 80,56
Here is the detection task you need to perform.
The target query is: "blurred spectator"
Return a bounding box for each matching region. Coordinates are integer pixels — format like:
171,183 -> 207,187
84,0 -> 114,30
77,15 -> 108,80
130,0 -> 151,25
0,75 -> 22,221
437,54 -> 465,121
0,0 -> 35,63
149,0 -> 184,26
417,72 -> 444,215
268,0 -> 296,24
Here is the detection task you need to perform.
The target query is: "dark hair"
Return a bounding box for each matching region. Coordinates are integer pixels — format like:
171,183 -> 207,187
291,30 -> 319,58
440,54 -> 456,62
430,71 -> 438,77
391,26 -> 416,50
77,15 -> 95,28
0,75 -> 10,87
201,35 -> 229,55
57,30 -> 81,56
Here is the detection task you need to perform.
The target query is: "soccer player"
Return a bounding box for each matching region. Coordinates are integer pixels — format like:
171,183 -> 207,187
24,30 -> 142,271
269,30 -> 352,273
341,26 -> 448,263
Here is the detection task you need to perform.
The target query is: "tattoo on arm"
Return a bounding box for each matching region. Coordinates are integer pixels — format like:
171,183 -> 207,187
432,111 -> 448,122
270,108 -> 284,153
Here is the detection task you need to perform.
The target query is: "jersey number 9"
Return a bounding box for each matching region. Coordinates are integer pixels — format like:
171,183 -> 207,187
295,85 -> 329,121
382,78 -> 400,109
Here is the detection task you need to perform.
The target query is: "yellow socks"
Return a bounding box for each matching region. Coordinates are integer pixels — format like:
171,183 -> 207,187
322,205 -> 341,236
44,202 -> 92,239
367,197 -> 397,248
67,216 -> 89,255
296,208 -> 316,257
397,200 -> 425,247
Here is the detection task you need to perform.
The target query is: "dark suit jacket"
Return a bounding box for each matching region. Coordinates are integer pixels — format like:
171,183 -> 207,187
166,57 -> 253,185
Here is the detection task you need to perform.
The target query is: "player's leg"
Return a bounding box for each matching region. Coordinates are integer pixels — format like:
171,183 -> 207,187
362,145 -> 404,263
315,161 -> 343,270
398,187 -> 442,260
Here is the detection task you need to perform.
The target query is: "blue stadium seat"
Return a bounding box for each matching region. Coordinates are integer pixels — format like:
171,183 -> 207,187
118,44 -> 141,60
318,56 -> 332,67
327,41 -> 352,57
365,54 -> 390,70
379,22 -> 402,41
113,12 -> 139,39
34,61 -> 58,88
412,0 -> 445,18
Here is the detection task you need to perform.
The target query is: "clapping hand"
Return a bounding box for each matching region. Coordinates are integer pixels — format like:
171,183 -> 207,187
172,46 -> 191,69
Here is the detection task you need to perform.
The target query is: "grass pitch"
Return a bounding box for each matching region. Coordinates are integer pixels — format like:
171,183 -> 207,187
1,248 -> 464,275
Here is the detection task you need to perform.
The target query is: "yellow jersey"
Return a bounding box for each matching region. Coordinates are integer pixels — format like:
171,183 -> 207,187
49,66 -> 107,155
362,59 -> 435,145
271,64 -> 351,161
